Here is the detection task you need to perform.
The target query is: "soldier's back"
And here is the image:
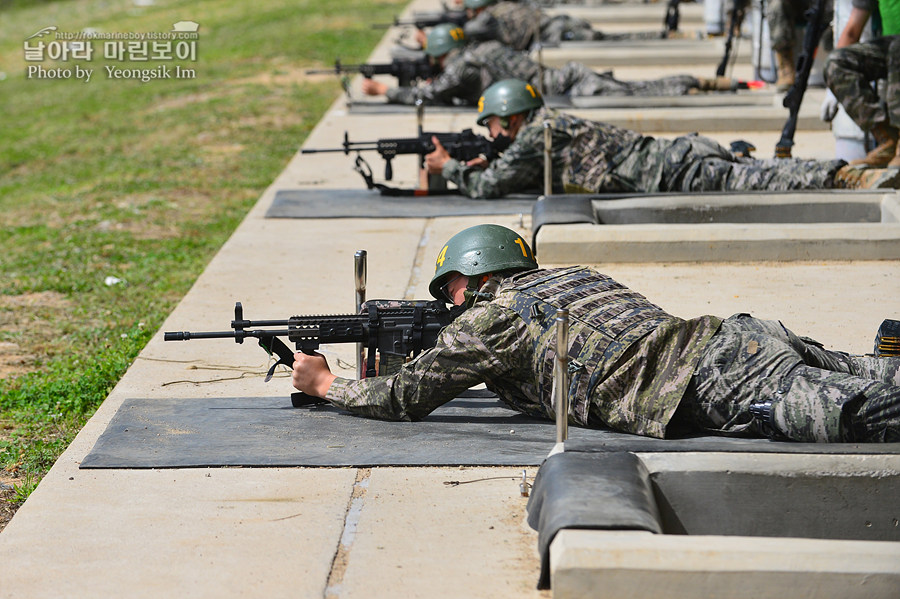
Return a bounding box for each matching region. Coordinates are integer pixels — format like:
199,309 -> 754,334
463,41 -> 543,87
488,1 -> 542,50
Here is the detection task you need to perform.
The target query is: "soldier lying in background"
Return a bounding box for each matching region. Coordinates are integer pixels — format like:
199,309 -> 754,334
461,0 -> 665,49
422,78 -> 900,197
365,24 -> 743,106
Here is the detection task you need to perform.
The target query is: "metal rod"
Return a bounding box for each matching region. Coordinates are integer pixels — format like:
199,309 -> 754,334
354,250 -> 367,379
543,119 -> 552,197
552,309 -> 570,444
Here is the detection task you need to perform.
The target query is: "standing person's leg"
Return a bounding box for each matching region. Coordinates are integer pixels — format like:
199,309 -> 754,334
825,37 -> 897,167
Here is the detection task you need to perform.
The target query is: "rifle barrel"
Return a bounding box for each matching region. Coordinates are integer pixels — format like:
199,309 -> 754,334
164,329 -> 293,341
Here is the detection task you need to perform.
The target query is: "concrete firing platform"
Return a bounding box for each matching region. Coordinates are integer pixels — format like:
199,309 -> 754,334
536,37 -> 751,68
2,1 -> 898,598
532,191 -> 900,262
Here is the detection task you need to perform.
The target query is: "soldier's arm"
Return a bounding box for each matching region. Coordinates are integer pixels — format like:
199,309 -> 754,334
836,5 -> 871,47
322,304 -> 528,421
463,12 -> 501,43
442,126 -> 545,198
385,59 -> 482,106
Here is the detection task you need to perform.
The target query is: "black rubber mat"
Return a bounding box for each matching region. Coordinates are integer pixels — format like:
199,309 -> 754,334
526,452 -> 662,589
81,389 -> 900,469
81,391 -> 577,468
265,189 -> 536,219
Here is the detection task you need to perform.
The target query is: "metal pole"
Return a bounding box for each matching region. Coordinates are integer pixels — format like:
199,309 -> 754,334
552,309 -> 570,444
543,119 -> 552,197
354,250 -> 367,379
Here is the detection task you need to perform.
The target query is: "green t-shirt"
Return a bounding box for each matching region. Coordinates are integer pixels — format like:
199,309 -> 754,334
880,0 -> 900,34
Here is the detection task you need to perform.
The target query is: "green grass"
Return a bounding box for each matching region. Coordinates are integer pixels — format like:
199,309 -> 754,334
0,0 -> 406,513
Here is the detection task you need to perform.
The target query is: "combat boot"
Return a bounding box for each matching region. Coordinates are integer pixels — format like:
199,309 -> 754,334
774,49 -> 795,93
833,165 -> 900,189
850,122 -> 899,168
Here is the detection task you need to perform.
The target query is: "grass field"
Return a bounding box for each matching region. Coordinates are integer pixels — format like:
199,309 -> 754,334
0,0 -> 406,529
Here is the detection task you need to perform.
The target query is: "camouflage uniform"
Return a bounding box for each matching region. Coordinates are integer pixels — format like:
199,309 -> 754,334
677,314 -> 900,442
766,0 -> 812,54
324,269 -> 900,442
328,267 -> 722,438
385,41 -> 703,106
464,1 -> 659,49
824,35 -> 900,132
441,108 -> 846,198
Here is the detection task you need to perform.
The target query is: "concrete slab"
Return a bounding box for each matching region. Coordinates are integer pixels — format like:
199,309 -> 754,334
533,192 -> 900,262
550,530 -> 900,599
537,37 -> 751,67
543,2 -> 705,28
0,468 -> 356,598
336,467 -> 542,598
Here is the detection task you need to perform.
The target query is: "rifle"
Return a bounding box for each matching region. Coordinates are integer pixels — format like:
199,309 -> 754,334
165,300 -> 464,407
306,57 -> 437,88
301,129 -> 500,185
774,0 -> 829,158
372,9 -> 468,30
716,0 -> 749,77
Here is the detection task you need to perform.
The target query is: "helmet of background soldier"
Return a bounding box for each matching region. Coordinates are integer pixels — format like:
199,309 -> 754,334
476,78 -> 544,127
424,23 -> 467,57
464,0 -> 498,9
429,224 -> 538,302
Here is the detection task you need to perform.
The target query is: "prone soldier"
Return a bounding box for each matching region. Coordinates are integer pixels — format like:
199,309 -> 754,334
421,78 -> 900,198
292,224 -> 900,443
461,0 -> 663,49
363,24 -> 744,107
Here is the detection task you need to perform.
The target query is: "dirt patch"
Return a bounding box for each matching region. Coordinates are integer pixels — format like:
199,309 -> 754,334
0,475 -> 21,533
0,291 -> 72,378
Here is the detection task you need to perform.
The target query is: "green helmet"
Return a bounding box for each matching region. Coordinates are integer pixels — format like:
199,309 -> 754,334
464,0 -> 497,9
425,23 -> 466,57
476,78 -> 543,126
429,224 -> 538,303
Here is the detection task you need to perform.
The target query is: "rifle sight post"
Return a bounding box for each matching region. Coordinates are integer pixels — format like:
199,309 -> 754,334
355,250 -> 367,380
553,309 -> 570,444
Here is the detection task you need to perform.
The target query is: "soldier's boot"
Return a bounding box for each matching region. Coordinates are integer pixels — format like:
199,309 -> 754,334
850,122 -> 899,168
833,165 -> 900,190
774,48 -> 796,93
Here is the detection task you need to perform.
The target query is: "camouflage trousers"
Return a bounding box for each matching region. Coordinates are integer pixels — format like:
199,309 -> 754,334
676,314 -> 900,442
824,35 -> 900,131
765,0 -> 812,53
545,62 -> 700,97
657,134 -> 845,191
540,15 -> 662,44
570,134 -> 847,193
540,15 -> 598,43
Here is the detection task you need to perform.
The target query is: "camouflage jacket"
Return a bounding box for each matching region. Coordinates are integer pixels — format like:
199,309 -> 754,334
464,2 -> 543,50
326,267 -> 722,438
442,107 -> 644,198
385,41 -> 541,106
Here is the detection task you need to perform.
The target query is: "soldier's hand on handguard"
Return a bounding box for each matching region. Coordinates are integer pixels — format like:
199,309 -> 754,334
292,351 -> 337,398
425,136 -> 451,173
414,28 -> 427,47
361,78 -> 389,96
465,156 -> 488,168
